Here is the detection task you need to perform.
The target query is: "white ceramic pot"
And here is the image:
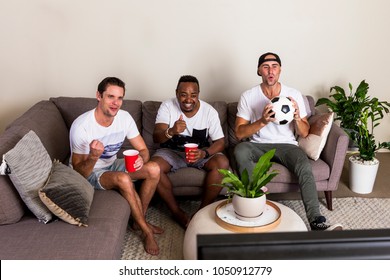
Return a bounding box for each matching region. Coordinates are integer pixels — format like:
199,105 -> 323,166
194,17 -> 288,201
232,194 -> 266,221
349,155 -> 379,194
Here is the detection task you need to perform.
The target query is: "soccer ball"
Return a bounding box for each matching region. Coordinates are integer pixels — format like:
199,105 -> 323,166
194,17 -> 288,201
269,96 -> 294,125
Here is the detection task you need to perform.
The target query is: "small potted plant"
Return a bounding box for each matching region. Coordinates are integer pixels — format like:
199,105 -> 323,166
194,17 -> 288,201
214,149 -> 279,220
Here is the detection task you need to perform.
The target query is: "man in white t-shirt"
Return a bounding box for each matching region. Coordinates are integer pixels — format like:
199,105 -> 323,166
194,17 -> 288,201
151,75 -> 229,228
235,53 -> 342,231
69,77 -> 161,255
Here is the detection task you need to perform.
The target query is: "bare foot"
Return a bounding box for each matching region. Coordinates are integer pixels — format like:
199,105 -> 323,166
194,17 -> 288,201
148,222 -> 164,234
131,220 -> 164,235
142,232 -> 159,256
173,210 -> 190,229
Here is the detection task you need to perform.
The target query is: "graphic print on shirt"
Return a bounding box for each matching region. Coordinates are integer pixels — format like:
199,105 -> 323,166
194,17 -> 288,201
99,132 -> 124,159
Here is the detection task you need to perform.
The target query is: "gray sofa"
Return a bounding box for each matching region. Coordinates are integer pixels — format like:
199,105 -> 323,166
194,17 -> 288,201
0,95 -> 348,259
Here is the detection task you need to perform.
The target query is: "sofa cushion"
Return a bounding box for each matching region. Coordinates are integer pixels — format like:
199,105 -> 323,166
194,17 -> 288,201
168,168 -> 207,196
303,95 -> 314,117
142,101 -> 162,155
50,97 -> 100,129
6,101 -> 70,163
270,159 -> 330,184
208,101 -> 229,147
3,130 -> 53,223
0,126 -> 27,225
227,102 -> 240,147
39,161 -> 94,227
298,112 -> 334,160
50,97 -> 142,130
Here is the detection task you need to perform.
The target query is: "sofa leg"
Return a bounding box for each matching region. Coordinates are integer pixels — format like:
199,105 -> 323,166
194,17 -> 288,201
324,191 -> 333,211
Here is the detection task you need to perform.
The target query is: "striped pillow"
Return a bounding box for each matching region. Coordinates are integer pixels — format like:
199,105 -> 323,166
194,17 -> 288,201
39,161 -> 94,227
3,130 -> 53,223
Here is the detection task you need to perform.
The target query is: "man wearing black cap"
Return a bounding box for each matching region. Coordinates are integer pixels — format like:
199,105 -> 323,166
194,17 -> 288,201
234,52 -> 342,231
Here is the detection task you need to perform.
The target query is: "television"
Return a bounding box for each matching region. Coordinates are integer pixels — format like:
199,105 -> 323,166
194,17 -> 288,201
197,229 -> 390,259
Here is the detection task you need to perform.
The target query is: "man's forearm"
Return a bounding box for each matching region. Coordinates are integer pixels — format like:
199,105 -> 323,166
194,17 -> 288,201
235,119 -> 266,141
73,155 -> 98,178
294,118 -> 310,138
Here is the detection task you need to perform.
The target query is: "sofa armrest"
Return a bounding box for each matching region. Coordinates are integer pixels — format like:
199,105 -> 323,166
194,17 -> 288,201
320,123 -> 349,190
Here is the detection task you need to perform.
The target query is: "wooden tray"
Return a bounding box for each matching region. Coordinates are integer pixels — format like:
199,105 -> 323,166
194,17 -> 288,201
215,200 -> 281,232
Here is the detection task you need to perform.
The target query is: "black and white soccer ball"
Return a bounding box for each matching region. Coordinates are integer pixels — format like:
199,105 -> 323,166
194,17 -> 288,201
269,96 -> 294,125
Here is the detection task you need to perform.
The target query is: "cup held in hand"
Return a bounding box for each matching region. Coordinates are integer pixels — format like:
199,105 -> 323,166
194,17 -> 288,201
184,143 -> 198,162
123,149 -> 139,172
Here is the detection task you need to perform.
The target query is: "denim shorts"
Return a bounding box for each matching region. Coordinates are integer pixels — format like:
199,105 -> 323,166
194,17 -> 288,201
152,148 -> 214,172
87,159 -> 126,190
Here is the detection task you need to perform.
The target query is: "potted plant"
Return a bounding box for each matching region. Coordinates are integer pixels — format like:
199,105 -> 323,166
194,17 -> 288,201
348,96 -> 390,193
317,80 -> 390,193
214,149 -> 279,220
315,80 -> 371,148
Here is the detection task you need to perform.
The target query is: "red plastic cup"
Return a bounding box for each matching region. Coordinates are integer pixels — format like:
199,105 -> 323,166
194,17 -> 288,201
184,143 -> 198,162
123,149 -> 139,172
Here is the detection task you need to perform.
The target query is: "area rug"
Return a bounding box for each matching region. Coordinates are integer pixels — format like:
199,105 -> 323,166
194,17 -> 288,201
120,197 -> 390,260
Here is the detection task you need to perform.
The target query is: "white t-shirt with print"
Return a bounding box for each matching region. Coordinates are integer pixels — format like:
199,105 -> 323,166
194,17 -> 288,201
236,84 -> 307,145
70,109 -> 139,170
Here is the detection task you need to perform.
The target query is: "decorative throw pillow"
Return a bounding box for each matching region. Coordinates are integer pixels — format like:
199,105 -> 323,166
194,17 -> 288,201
39,160 -> 94,227
298,112 -> 334,160
3,130 -> 53,223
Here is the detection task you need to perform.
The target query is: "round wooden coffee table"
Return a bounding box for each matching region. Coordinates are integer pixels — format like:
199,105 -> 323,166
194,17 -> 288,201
183,199 -> 307,260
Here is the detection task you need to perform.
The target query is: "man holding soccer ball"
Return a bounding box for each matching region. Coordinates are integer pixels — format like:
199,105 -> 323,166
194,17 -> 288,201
234,52 -> 342,231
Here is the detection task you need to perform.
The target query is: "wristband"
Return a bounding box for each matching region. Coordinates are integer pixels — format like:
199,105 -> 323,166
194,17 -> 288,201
165,128 -> 173,139
204,149 -> 210,159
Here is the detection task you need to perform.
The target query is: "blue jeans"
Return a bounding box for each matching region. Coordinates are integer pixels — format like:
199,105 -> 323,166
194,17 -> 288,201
234,142 -> 321,222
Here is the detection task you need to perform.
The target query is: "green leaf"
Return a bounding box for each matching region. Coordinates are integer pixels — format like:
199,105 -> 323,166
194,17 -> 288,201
251,149 -> 276,184
215,148 -> 279,198
317,80 -> 390,159
241,168 -> 249,191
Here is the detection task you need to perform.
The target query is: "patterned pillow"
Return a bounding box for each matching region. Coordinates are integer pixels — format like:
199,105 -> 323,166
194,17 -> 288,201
298,112 -> 334,160
39,161 -> 94,227
3,130 -> 53,223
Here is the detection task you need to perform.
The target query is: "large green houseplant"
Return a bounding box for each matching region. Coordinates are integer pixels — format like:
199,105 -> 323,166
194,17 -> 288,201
316,80 -> 390,160
349,98 -> 390,193
352,98 -> 390,161
315,80 -> 370,133
317,80 -> 390,193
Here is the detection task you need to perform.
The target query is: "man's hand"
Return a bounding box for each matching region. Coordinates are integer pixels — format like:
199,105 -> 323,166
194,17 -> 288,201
89,140 -> 104,160
133,155 -> 144,171
289,96 -> 301,121
261,103 -> 276,124
171,115 -> 187,135
186,149 -> 203,163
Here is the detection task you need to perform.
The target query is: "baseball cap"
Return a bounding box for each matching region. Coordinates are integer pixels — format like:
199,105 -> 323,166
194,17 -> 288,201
257,52 -> 282,69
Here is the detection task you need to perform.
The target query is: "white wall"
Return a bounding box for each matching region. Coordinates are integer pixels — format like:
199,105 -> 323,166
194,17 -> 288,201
1,0 -> 390,144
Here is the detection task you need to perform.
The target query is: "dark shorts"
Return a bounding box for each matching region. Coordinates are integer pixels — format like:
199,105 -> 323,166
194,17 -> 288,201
152,148 -> 218,172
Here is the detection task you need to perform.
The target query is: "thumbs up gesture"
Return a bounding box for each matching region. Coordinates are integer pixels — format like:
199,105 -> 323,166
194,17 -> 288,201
172,114 -> 187,135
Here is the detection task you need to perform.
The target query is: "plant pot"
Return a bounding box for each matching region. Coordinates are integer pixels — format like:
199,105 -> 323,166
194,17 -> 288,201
232,194 -> 266,221
349,155 -> 379,194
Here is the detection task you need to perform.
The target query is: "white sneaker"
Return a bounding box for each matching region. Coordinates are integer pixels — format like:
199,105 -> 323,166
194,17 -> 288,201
326,223 -> 343,231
